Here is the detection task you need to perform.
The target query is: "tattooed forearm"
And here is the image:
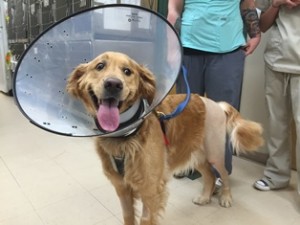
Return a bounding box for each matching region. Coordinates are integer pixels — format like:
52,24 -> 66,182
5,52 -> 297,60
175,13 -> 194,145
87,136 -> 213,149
241,8 -> 261,38
240,0 -> 261,38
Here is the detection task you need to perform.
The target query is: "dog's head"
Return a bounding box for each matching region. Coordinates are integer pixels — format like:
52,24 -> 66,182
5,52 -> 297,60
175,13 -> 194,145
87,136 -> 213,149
67,51 -> 156,132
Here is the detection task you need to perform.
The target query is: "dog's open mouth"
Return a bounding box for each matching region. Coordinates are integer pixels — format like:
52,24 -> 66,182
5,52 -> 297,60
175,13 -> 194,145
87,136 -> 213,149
97,98 -> 122,132
89,89 -> 122,132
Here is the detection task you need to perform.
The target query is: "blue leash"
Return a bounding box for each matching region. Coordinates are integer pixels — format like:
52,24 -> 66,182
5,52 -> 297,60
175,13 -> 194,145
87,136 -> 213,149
159,65 -> 191,120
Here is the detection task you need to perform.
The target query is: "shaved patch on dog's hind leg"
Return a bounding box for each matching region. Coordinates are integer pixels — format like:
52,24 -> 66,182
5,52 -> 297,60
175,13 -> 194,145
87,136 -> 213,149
192,162 -> 215,206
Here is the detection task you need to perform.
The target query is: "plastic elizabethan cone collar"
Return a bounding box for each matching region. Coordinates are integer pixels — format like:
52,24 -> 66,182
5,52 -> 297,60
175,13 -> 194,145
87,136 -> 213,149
13,4 -> 182,137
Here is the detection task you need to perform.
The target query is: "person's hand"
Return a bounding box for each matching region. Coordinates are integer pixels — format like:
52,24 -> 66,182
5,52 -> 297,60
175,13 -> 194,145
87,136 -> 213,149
243,36 -> 261,56
291,0 -> 300,6
272,0 -> 299,8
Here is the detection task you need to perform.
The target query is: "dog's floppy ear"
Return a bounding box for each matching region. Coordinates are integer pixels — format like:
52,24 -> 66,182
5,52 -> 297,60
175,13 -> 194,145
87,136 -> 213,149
138,65 -> 156,105
66,64 -> 87,98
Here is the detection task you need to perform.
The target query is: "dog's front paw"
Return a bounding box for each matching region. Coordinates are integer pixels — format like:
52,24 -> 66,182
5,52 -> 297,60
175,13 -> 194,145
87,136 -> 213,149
219,195 -> 232,208
192,195 -> 211,205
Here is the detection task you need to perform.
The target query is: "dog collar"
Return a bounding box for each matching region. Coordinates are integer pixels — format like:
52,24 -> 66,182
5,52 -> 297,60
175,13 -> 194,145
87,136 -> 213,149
119,99 -> 142,124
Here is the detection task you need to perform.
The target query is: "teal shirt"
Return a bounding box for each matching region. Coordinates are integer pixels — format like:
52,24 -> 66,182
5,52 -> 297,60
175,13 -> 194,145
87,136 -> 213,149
181,0 -> 246,53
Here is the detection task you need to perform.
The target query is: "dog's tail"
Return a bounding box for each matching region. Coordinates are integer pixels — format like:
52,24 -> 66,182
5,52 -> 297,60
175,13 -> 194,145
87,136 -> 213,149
218,102 -> 264,154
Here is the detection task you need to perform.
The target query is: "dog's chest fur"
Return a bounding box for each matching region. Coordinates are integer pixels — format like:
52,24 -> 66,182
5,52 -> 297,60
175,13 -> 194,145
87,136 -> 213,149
95,114 -> 170,193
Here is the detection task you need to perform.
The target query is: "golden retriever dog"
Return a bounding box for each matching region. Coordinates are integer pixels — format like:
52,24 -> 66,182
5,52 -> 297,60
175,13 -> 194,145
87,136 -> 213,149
67,51 -> 264,225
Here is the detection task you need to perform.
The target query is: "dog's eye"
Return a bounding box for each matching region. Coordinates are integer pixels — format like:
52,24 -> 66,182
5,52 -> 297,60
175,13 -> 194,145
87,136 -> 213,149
96,63 -> 105,71
123,68 -> 132,76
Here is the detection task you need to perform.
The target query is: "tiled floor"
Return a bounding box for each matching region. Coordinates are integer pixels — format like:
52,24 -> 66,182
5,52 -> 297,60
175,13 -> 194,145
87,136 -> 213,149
0,92 -> 299,225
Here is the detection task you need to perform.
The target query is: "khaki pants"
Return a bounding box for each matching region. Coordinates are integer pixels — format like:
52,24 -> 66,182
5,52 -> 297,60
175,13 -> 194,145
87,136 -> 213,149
263,66 -> 300,194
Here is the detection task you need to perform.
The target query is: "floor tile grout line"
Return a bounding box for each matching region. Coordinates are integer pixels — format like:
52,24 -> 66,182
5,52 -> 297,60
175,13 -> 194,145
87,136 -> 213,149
50,157 -> 120,219
0,156 -> 47,225
0,156 -> 22,189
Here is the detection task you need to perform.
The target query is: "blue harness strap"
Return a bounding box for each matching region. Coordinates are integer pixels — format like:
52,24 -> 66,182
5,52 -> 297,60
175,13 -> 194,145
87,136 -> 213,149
158,65 -> 191,146
159,65 -> 191,120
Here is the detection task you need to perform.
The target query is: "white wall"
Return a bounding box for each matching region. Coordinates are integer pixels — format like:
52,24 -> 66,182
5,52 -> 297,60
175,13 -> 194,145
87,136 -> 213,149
0,0 -> 12,93
240,32 -> 270,158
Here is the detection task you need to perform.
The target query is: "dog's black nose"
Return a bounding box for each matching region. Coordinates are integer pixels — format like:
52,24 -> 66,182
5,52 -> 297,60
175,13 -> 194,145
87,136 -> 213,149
104,78 -> 123,92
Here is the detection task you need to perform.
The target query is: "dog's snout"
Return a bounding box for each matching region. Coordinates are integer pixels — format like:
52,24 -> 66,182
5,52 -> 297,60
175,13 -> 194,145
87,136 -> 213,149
104,78 -> 123,92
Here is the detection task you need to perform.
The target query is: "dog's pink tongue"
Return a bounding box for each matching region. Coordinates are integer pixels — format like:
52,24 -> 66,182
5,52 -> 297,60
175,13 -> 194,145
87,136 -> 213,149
97,101 -> 120,132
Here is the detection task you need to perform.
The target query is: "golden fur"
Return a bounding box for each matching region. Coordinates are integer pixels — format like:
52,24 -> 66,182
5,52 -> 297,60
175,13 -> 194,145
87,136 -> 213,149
67,51 -> 264,225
